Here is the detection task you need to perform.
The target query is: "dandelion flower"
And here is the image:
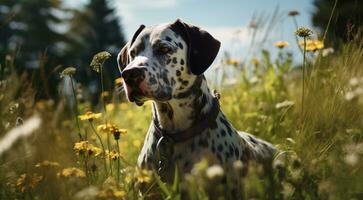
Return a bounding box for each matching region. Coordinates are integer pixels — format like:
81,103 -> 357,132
60,67 -> 76,78
97,123 -> 127,140
90,51 -> 111,73
274,41 -> 289,49
16,173 -> 43,193
114,77 -> 123,85
57,167 -> 86,178
106,103 -> 115,112
35,160 -> 60,168
299,40 -> 324,52
295,27 -> 313,38
78,111 -> 102,121
101,91 -> 109,97
119,103 -> 128,110
97,189 -> 126,198
74,141 -> 102,156
251,58 -> 260,66
226,59 -> 240,66
105,150 -> 121,161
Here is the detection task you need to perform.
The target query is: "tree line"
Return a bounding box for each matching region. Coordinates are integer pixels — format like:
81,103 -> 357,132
0,0 -> 125,101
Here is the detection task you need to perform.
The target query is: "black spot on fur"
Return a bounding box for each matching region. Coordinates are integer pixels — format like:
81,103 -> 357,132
235,148 -> 240,158
249,135 -> 258,144
220,117 -> 233,136
180,59 -> 184,65
229,145 -> 234,155
176,70 -> 181,76
221,130 -> 226,137
166,59 -> 171,64
172,57 -> 177,64
178,42 -> 183,49
182,80 -> 189,86
217,144 -> 223,152
149,77 -> 157,84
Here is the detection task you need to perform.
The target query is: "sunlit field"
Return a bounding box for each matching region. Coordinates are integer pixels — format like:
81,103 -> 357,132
1,1 -> 363,200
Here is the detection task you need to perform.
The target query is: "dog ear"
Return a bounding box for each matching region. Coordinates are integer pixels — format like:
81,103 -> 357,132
117,24 -> 146,72
170,19 -> 220,75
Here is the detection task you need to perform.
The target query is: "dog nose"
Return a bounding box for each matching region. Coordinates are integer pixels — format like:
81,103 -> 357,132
121,68 -> 145,85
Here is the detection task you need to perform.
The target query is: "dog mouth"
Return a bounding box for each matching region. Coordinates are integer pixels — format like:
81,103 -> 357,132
123,83 -> 145,106
124,83 -> 172,106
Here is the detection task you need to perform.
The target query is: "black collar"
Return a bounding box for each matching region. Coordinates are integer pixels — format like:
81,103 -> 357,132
153,96 -> 220,143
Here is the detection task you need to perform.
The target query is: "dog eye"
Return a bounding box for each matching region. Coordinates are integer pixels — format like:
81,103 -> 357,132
156,46 -> 172,54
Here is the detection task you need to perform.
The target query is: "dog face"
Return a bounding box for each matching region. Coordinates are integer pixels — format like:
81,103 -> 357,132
117,19 -> 220,106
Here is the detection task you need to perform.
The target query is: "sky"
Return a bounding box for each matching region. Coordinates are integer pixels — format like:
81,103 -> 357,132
66,0 -> 316,67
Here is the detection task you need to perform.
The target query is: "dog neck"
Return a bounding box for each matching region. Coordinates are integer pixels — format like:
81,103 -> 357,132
152,76 -> 216,133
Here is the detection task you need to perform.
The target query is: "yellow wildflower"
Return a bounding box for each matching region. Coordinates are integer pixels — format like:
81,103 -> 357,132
35,160 -> 60,168
119,103 -> 128,110
106,103 -> 115,112
97,123 -> 127,140
114,77 -> 123,85
250,58 -> 260,66
57,167 -> 86,178
226,59 -> 240,66
74,141 -> 102,156
105,150 -> 121,161
78,111 -> 102,121
16,173 -> 43,193
125,167 -> 152,183
97,188 -> 126,199
299,40 -> 324,52
101,91 -> 109,97
274,41 -> 289,49
90,51 -> 111,72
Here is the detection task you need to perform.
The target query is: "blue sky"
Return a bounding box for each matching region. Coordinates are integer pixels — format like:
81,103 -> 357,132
66,0 -> 316,64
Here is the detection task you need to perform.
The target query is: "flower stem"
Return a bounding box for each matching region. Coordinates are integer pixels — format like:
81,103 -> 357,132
116,140 -> 120,185
89,121 -> 108,176
301,37 -> 307,125
100,65 -> 113,175
70,75 -> 82,140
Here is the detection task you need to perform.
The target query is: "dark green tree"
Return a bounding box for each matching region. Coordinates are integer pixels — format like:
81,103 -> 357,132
0,0 -> 69,98
312,0 -> 363,42
0,0 -> 17,64
67,0 -> 126,103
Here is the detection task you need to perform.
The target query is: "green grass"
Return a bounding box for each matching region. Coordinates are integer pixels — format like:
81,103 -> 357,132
1,30 -> 363,200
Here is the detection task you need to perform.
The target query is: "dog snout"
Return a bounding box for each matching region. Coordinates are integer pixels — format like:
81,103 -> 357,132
121,68 -> 145,85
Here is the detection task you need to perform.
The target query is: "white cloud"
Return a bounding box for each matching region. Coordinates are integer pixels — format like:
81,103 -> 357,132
205,26 -> 251,50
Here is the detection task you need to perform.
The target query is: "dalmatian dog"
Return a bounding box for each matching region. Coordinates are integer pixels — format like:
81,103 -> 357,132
117,19 -> 276,185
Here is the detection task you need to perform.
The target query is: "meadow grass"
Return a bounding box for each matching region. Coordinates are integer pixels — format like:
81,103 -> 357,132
1,27 -> 363,200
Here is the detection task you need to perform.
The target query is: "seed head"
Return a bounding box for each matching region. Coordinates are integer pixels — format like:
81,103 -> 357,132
90,51 -> 111,72
288,10 -> 300,16
60,67 -> 76,78
295,27 -> 313,38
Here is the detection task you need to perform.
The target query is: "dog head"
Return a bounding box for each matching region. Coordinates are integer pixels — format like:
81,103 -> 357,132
117,19 -> 220,106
